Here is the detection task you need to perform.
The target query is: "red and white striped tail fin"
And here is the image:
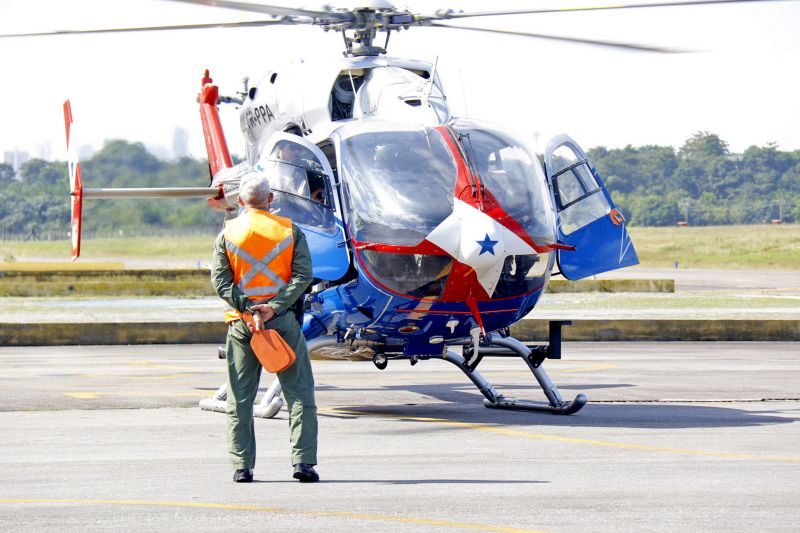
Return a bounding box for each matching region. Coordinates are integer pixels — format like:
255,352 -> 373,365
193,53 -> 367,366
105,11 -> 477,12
63,100 -> 83,261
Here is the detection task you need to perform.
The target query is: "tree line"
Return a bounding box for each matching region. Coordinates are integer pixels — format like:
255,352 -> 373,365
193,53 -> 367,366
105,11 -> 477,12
588,132 -> 799,226
0,140 -> 226,240
1,132 -> 798,239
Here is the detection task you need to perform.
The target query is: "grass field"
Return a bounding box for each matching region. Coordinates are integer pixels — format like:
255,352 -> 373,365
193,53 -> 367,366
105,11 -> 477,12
0,235 -> 215,264
0,224 -> 798,270
628,224 -> 799,270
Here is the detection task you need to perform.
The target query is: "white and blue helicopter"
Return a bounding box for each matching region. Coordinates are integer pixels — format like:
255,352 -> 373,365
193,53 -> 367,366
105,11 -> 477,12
25,0 -> 745,417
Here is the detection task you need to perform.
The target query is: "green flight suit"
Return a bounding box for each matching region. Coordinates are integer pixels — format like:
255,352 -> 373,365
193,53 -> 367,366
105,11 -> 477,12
211,215 -> 317,470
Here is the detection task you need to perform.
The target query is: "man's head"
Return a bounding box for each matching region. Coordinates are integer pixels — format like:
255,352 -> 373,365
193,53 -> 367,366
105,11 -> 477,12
238,172 -> 273,210
276,141 -> 302,162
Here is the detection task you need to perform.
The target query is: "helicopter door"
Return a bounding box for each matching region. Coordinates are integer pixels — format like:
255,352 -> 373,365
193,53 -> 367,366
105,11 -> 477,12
544,134 -> 638,280
257,133 -> 350,281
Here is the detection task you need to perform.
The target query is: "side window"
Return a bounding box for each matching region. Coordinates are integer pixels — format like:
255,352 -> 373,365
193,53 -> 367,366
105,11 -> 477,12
555,171 -> 585,205
551,146 -> 610,235
267,140 -> 330,205
317,140 -> 338,184
257,139 -> 337,233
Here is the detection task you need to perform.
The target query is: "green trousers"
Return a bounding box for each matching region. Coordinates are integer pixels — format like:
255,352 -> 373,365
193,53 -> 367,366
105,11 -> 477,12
225,311 -> 318,470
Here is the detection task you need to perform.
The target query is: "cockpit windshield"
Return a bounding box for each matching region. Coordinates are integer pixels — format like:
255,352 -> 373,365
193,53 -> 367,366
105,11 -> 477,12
452,119 -> 556,244
337,120 -> 553,300
339,122 -> 457,246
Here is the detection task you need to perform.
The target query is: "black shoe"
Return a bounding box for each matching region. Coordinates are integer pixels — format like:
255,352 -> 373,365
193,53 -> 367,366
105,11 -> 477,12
233,468 -> 253,483
293,463 -> 319,483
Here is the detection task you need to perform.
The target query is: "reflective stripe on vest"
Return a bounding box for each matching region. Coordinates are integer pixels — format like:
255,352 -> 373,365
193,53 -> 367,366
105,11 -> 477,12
225,236 -> 292,296
222,209 -> 294,323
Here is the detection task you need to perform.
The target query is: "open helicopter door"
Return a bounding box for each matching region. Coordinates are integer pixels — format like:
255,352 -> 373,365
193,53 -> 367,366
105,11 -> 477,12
544,134 -> 638,280
257,133 -> 350,281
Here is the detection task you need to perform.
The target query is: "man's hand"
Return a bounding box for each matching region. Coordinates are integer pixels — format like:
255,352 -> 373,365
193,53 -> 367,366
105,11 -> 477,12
252,310 -> 265,332
250,304 -> 276,324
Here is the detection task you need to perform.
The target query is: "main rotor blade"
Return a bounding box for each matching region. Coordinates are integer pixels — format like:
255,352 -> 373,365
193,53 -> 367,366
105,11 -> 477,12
427,22 -> 689,53
83,187 -> 218,199
0,19 -> 293,38
164,0 -> 345,20
422,0 -> 792,21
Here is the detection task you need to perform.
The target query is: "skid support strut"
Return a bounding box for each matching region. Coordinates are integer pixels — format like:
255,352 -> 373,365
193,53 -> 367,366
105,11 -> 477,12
198,376 -> 284,418
440,347 -> 585,415
443,321 -> 586,415
482,336 -> 587,414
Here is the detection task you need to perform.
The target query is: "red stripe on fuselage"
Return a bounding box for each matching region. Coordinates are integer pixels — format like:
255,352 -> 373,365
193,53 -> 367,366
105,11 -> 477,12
436,126 -> 548,254
351,239 -> 449,256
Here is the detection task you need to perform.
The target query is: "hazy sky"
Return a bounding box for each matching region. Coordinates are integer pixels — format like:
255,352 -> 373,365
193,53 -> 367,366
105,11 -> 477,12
1,0 -> 799,163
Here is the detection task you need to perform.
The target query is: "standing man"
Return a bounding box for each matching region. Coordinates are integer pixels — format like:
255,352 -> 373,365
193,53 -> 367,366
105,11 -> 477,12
211,171 -> 319,483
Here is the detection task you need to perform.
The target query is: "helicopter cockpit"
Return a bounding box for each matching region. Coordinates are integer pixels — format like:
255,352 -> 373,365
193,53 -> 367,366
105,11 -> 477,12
337,119 -> 555,300
256,139 -> 336,233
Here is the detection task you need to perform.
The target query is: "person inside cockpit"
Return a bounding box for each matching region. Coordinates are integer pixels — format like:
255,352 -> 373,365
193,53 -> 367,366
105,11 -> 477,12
272,141 -> 328,205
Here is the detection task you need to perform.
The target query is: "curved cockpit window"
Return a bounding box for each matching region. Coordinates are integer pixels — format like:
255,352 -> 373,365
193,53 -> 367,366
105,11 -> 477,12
337,120 -> 553,300
257,140 -> 336,233
451,119 -> 556,245
339,123 -> 457,246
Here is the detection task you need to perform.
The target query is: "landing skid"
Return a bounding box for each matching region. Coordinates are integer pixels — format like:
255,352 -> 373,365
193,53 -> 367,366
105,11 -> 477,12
198,374 -> 283,418
200,321 -> 585,418
446,333 -> 587,415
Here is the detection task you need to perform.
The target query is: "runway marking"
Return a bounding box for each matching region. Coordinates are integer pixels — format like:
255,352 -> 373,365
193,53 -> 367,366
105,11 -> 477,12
63,392 -> 100,399
0,499 -> 548,533
326,408 -> 800,464
62,391 -> 207,399
126,373 -> 200,381
455,363 -> 615,380
78,373 -> 201,381
125,360 -> 192,370
556,363 -> 615,374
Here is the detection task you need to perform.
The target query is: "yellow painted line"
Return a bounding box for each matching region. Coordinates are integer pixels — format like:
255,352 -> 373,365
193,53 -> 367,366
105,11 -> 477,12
63,392 -> 100,399
0,499 -> 548,533
125,360 -> 191,370
325,408 -> 800,464
63,391 -> 209,399
475,363 -> 615,379
126,373 -> 200,381
78,373 -> 202,381
558,363 -> 615,374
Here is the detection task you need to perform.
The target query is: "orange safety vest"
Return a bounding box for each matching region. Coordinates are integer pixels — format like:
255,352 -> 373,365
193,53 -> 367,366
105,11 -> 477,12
222,209 -> 295,323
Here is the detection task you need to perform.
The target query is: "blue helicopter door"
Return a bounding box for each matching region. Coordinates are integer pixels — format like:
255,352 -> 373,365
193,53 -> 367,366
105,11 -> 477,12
544,134 -> 638,280
257,133 -> 350,281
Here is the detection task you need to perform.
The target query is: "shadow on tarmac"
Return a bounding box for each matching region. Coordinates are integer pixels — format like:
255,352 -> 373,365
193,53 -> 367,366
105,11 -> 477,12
256,479 -> 550,484
325,386 -> 798,430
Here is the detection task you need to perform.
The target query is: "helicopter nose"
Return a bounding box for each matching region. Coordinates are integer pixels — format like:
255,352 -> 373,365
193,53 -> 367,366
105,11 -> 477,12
426,198 -> 536,297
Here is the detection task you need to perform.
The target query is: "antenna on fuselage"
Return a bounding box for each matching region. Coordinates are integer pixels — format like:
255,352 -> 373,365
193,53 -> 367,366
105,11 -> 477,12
347,69 -> 358,104
422,56 -> 439,108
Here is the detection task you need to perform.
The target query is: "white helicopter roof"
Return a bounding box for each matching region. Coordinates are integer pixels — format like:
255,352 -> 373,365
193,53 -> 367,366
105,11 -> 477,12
243,54 -> 447,149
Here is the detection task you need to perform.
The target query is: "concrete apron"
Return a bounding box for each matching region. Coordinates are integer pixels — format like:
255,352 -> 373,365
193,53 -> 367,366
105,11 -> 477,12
1,318 -> 797,346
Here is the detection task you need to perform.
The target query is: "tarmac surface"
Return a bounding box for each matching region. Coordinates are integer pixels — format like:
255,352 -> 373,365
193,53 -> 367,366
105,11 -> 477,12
1,342 -> 799,532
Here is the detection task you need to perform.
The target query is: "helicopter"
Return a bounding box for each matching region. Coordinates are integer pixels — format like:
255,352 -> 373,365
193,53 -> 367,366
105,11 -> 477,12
17,0 -> 759,417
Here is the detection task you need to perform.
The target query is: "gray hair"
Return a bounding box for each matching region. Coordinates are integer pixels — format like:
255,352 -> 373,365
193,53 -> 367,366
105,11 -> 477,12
239,172 -> 272,207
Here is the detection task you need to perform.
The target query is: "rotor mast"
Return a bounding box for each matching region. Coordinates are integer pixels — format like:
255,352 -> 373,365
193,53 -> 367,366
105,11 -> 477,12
323,2 -> 414,57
